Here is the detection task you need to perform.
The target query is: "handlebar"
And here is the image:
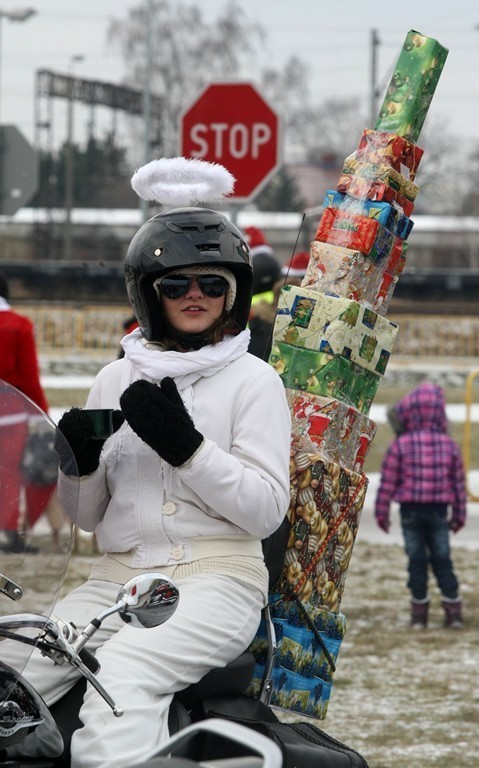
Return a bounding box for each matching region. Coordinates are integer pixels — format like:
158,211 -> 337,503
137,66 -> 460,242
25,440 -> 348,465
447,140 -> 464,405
0,572 -> 179,719
0,613 -> 123,716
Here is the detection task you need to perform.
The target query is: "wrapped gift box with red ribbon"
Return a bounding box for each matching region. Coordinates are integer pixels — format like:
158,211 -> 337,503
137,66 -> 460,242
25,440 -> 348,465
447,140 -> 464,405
355,128 -> 424,181
277,444 -> 368,612
323,189 -> 414,240
303,239 -> 407,315
286,388 -> 376,472
314,206 -> 405,264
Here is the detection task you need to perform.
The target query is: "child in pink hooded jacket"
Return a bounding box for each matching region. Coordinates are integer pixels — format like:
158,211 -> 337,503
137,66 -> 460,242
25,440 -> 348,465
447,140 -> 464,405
375,381 -> 466,629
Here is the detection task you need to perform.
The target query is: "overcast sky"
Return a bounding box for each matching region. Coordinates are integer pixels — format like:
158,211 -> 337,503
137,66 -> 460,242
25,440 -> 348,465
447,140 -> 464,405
1,0 -> 478,156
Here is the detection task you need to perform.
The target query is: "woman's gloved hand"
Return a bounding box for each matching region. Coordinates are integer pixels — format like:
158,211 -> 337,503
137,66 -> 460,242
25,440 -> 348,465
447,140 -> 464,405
120,377 -> 204,467
55,408 -> 124,476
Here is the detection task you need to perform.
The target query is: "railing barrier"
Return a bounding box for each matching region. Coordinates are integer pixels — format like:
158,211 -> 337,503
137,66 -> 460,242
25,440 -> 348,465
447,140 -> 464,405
22,307 -> 479,359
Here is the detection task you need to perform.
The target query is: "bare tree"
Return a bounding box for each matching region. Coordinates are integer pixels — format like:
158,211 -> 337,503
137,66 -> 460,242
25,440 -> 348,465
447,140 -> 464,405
259,56 -> 315,162
409,117 -> 463,215
304,98 -> 367,168
455,140 -> 479,215
107,1 -> 371,172
108,0 -> 264,158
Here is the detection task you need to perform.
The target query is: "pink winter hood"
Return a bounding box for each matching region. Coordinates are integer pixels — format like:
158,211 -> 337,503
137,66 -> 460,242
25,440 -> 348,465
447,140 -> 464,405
395,381 -> 448,434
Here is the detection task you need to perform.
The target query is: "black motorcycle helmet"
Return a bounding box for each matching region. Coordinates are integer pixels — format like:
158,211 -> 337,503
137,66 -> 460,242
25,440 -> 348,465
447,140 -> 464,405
124,207 -> 253,343
251,251 -> 282,295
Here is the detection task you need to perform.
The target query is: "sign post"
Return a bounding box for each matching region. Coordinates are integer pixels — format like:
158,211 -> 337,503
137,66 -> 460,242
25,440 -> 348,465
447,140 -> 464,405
180,83 -> 280,203
0,125 -> 39,215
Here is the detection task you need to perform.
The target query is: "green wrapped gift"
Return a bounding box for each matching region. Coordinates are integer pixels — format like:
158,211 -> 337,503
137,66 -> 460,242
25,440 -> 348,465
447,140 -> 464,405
374,29 -> 448,142
269,341 -> 379,415
273,285 -> 398,377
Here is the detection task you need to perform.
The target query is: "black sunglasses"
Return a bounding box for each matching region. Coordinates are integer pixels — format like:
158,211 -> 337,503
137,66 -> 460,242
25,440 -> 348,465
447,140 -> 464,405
157,274 -> 229,300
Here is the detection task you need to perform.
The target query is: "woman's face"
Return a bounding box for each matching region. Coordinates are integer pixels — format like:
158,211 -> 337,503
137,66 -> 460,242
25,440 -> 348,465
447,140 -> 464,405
160,275 -> 226,336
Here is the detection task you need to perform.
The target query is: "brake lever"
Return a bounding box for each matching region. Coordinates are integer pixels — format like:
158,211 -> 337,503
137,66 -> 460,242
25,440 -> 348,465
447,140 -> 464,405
40,617 -> 124,717
66,653 -> 123,717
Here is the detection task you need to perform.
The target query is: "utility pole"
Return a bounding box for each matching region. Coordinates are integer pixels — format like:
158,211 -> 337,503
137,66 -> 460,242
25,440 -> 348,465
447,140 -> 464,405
0,7 -> 36,212
63,54 -> 84,261
370,28 -> 381,127
140,0 -> 154,223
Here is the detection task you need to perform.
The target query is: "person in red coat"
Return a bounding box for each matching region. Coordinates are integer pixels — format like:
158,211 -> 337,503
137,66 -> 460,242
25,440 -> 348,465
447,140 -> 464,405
0,272 -> 54,552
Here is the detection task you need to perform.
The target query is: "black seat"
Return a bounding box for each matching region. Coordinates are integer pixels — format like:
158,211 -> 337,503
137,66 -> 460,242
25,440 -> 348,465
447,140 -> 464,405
261,515 -> 291,590
176,651 -> 256,708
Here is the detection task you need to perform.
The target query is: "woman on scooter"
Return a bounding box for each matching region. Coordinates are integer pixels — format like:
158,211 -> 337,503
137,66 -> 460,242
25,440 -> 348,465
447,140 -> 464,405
17,160 -> 291,768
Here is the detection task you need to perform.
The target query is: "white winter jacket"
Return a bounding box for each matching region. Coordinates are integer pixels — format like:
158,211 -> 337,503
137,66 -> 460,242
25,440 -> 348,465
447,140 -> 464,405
60,348 -> 291,569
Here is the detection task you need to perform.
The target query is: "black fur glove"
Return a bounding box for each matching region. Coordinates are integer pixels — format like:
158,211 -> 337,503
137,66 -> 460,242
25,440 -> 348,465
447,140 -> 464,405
55,408 -> 125,476
120,377 -> 204,467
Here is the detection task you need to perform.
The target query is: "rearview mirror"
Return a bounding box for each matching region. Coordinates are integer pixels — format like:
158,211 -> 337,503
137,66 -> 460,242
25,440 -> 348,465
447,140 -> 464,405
116,573 -> 179,629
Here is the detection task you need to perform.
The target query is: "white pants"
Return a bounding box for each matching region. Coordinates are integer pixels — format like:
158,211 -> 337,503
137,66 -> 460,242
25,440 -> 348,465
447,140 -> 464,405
16,573 -> 264,768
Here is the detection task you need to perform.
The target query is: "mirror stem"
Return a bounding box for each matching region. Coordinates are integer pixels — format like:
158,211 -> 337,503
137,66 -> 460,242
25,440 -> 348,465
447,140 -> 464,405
71,599 -> 127,654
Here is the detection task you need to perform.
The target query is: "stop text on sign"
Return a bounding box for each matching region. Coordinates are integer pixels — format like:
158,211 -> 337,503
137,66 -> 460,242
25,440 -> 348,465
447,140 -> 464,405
189,122 -> 272,160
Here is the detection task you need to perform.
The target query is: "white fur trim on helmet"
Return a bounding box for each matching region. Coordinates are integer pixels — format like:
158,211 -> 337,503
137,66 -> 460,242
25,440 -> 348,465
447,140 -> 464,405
131,157 -> 236,207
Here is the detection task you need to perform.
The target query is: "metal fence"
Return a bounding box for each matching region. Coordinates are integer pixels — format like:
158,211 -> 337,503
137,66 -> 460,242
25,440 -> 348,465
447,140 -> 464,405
390,315 -> 479,358
22,305 -> 479,358
24,306 -> 128,353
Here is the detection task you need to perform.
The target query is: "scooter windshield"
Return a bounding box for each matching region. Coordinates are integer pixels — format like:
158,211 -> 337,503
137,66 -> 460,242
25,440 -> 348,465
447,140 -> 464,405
0,379 -> 79,680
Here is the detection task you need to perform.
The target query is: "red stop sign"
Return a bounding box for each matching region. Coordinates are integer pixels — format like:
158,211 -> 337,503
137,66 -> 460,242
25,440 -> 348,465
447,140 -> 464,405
180,82 -> 280,202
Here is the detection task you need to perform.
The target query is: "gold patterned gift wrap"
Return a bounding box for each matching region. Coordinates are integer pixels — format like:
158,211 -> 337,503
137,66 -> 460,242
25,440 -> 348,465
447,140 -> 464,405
273,284 -> 398,375
286,388 -> 376,472
245,442 -> 367,720
279,444 -> 368,611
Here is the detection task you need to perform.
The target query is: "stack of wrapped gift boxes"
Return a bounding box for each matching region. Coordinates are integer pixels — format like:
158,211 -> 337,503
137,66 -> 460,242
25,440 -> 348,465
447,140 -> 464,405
248,30 -> 449,719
